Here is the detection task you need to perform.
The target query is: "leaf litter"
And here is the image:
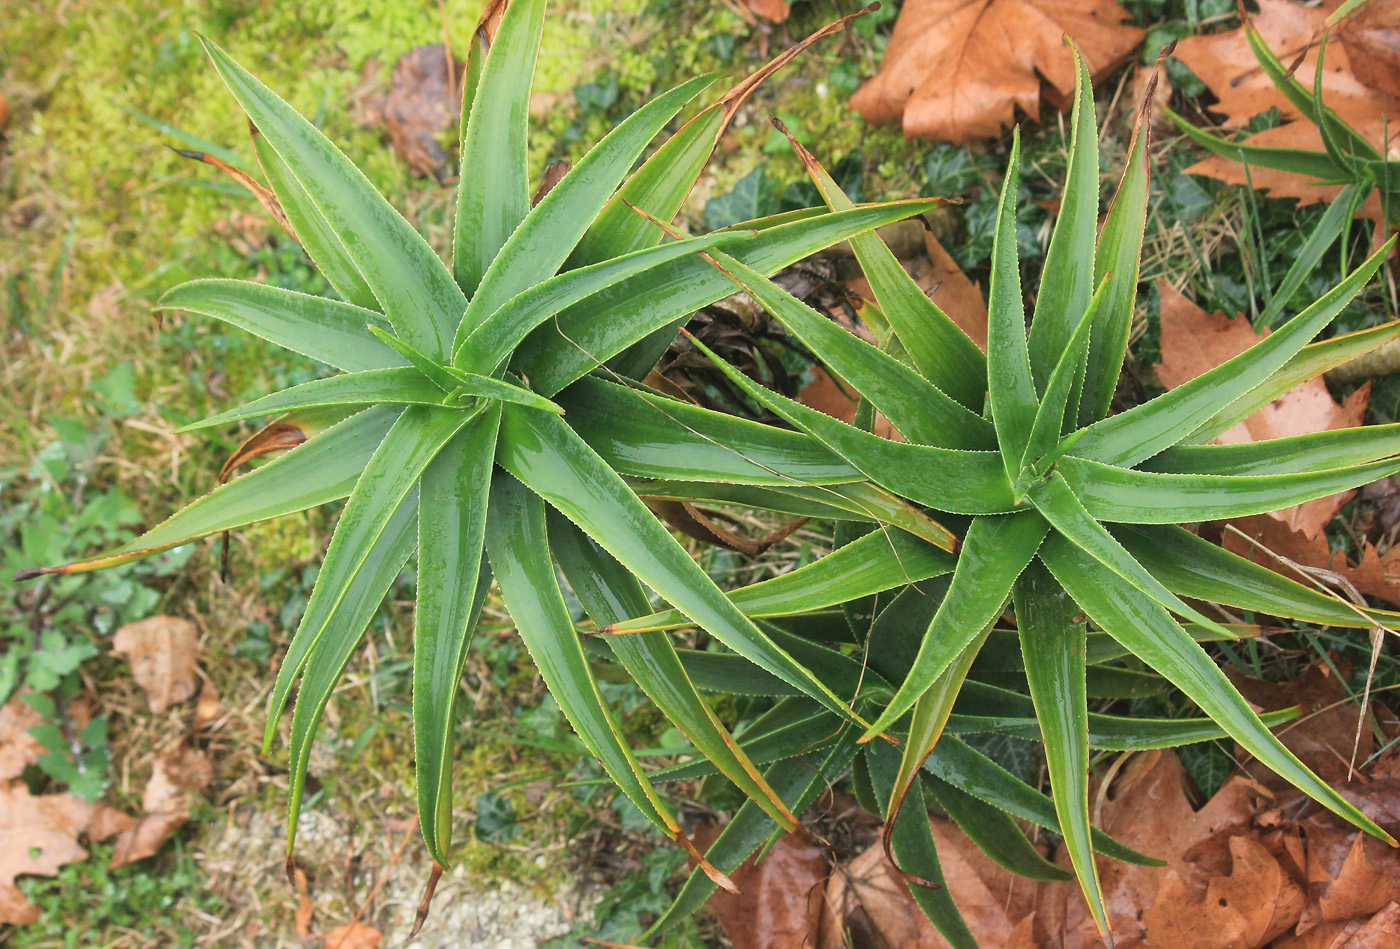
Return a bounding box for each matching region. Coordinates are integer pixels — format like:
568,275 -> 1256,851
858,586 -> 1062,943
702,667 -> 1400,947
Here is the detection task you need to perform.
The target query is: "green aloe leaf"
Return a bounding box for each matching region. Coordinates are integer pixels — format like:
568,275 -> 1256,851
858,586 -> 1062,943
562,376 -> 860,485
923,775 -> 1071,881
1142,424 -> 1400,476
708,249 -> 996,449
1040,534 -> 1395,844
986,131 -> 1038,479
570,105 -> 728,269
1014,559 -> 1105,936
178,368 -> 445,432
1058,454 -> 1400,523
282,487 -> 418,859
265,406 -> 475,750
632,480 -> 958,550
457,73 -> 718,342
925,736 -> 1160,866
784,129 -> 986,409
25,406 -> 399,578
639,704 -> 840,781
1028,45 -> 1098,403
864,511 -> 1049,742
1083,65 -> 1153,425
514,199 -> 945,395
1165,110 -> 1351,180
250,131 -> 378,310
606,527 -> 955,633
494,404 -> 866,724
414,408 -> 500,866
156,280 -> 403,373
867,742 -> 977,949
1186,324 -> 1400,443
454,0 -> 545,296
1117,524 -> 1400,628
1027,472 -> 1231,635
947,704 -> 1300,751
199,36 -> 465,360
1255,184 -> 1367,329
485,472 -> 681,841
1019,277 -> 1107,479
688,334 -> 1016,514
547,512 -> 807,835
455,231 -> 756,373
1072,238 -> 1394,467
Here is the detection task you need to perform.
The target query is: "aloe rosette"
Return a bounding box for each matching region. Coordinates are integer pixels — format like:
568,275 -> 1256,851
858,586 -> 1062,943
17,0 -> 971,894
611,47 -> 1400,944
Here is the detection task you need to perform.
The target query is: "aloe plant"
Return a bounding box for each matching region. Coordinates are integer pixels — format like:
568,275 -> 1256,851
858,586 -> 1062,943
15,0 -> 965,899
600,47 -> 1400,945
1168,21 -> 1398,327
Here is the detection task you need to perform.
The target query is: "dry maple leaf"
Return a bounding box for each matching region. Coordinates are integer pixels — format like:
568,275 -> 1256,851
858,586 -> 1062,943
849,0 -> 1144,143
323,921 -> 384,949
0,693 -> 48,782
1173,0 -> 1400,214
1224,513 -> 1400,608
109,743 -> 213,868
700,829 -> 829,949
1155,281 -> 1370,539
111,615 -> 199,714
0,782 -> 96,925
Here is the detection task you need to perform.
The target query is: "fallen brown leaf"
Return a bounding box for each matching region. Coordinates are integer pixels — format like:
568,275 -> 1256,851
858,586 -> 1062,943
701,829 -> 829,949
850,0 -> 1143,143
294,866 -> 314,939
371,45 -> 463,181
323,921 -> 384,949
0,692 -> 47,782
1224,513 -> 1400,607
1173,0 -> 1399,220
108,743 -> 212,869
0,782 -> 96,925
922,230 -> 989,352
1156,282 -> 1370,539
111,615 -> 200,715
